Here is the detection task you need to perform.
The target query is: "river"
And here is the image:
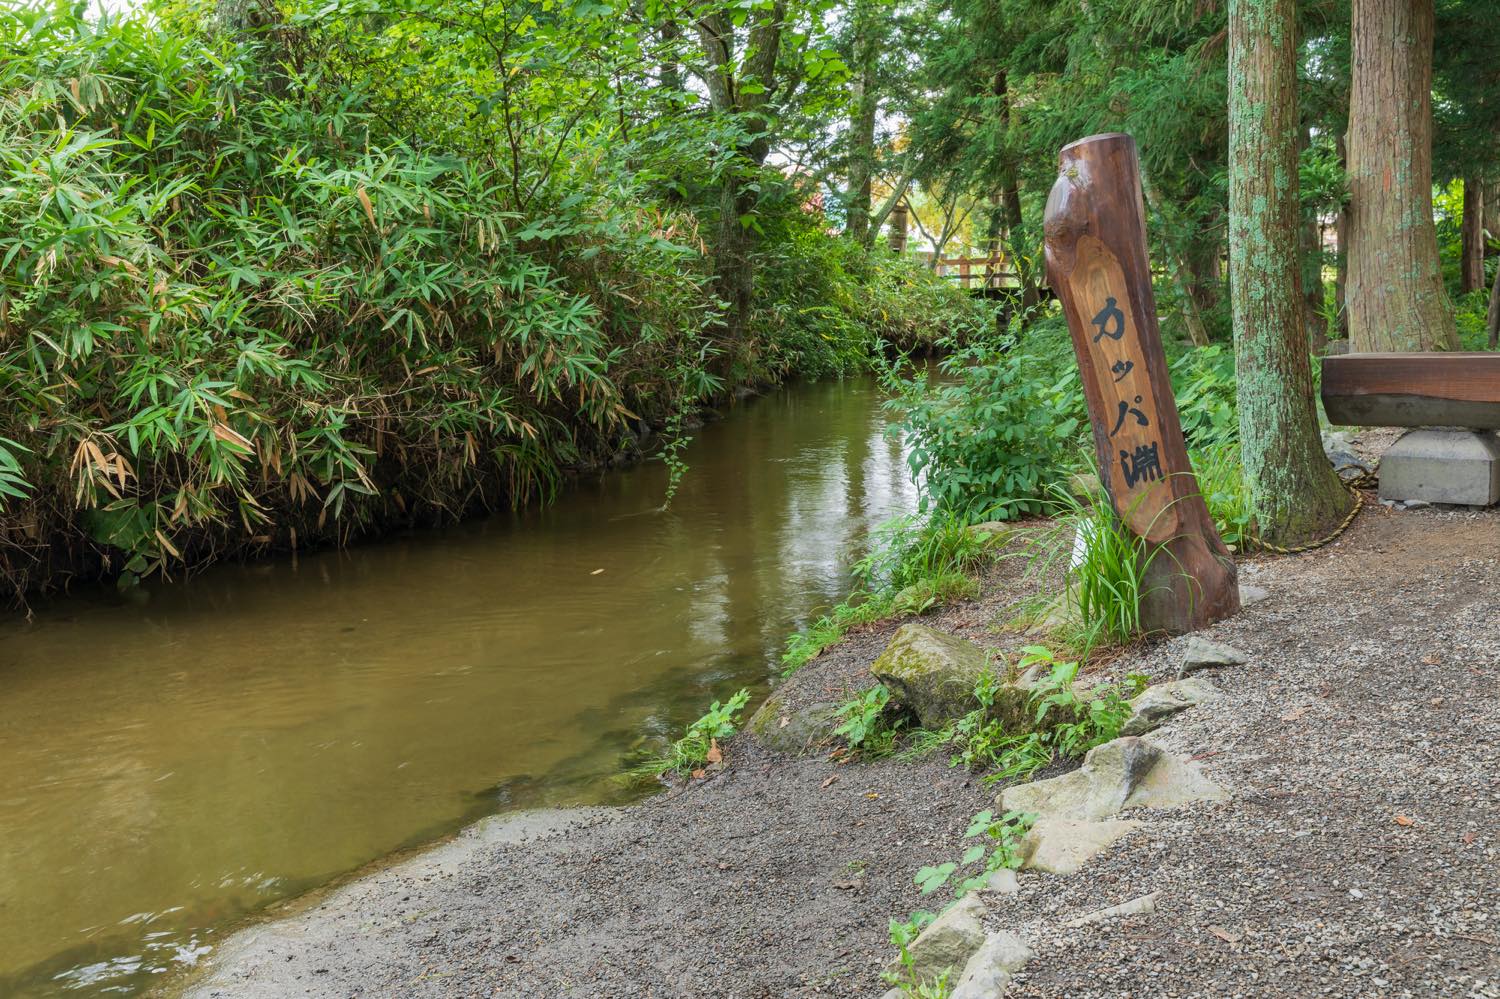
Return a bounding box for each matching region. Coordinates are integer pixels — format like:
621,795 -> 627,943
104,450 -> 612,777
0,376 -> 919,997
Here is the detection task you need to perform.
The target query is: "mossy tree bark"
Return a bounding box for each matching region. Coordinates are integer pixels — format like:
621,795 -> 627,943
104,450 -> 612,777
1346,0 -> 1457,352
1229,0 -> 1351,544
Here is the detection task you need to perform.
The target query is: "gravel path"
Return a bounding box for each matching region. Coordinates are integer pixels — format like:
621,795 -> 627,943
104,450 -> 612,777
996,505 -> 1500,999
175,503 -> 1500,999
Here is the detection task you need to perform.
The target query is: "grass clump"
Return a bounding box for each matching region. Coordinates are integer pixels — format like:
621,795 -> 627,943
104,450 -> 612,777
781,512 -> 1004,674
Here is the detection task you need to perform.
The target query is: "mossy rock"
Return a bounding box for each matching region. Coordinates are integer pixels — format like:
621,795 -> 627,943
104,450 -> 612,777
747,687 -> 843,755
870,623 -> 1031,729
964,521 -> 1012,548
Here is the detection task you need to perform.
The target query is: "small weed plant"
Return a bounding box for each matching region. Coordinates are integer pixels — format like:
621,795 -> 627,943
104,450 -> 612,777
914,808 -> 1034,899
633,689 -> 751,777
884,912 -> 948,998
833,685 -> 898,755
938,647 -> 1146,784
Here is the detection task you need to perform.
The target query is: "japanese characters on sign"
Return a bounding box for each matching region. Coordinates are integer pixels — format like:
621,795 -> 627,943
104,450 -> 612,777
1067,234 -> 1179,542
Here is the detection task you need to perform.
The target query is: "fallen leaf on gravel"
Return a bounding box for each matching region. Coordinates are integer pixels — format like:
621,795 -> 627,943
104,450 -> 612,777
691,768 -> 706,779
1280,706 -> 1308,721
778,716 -> 790,728
821,775 -> 838,789
1394,815 -> 1415,827
1422,655 -> 1440,665
705,740 -> 722,765
1208,925 -> 1242,944
1463,831 -> 1476,844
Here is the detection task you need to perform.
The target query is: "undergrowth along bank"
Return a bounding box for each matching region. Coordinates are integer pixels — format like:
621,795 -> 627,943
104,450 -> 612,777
0,1 -> 989,603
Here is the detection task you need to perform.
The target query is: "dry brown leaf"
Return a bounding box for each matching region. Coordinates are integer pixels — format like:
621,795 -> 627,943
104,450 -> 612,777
704,739 -> 722,766
1280,705 -> 1308,721
690,768 -> 706,780
1463,831 -> 1476,844
821,775 -> 838,789
1394,815 -> 1415,827
1422,655 -> 1440,665
1208,925 -> 1242,944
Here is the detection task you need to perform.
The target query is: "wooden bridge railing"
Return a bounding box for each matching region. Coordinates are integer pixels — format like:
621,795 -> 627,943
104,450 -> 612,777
930,252 -> 1019,290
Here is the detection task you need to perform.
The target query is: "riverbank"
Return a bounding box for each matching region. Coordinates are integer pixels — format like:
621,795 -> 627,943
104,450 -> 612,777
173,495 -> 1500,998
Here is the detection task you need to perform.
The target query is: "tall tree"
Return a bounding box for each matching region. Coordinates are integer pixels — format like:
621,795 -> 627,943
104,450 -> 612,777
1462,179 -> 1487,293
1229,0 -> 1350,543
694,1 -> 789,352
1345,0 -> 1457,351
842,0 -> 880,245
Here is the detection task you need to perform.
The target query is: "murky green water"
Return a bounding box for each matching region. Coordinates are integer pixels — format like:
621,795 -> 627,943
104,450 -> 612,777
0,377 -> 918,997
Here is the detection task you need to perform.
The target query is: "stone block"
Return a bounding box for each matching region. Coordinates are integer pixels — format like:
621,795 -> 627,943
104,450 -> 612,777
1378,430 -> 1500,507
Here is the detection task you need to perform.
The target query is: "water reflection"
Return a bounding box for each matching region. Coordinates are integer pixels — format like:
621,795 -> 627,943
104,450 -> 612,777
0,377 -> 918,996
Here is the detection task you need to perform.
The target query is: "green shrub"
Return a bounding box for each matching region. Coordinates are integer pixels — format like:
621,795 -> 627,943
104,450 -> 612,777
886,317 -> 1086,522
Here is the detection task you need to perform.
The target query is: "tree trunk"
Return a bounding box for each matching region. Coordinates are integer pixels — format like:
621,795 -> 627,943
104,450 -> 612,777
1142,175 -> 1211,347
1346,0 -> 1457,351
1299,128 -> 1328,352
1185,233 -> 1223,314
1462,176 -> 1486,294
1485,178 -> 1500,256
844,0 -> 879,246
1229,0 -> 1351,545
994,70 -> 1039,310
1301,213 -> 1328,352
694,4 -> 784,359
1489,259 -> 1500,348
1334,135 -> 1351,339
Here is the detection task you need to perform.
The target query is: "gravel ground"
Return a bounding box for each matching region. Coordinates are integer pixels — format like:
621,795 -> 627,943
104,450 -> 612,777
175,497 -> 1500,999
997,504 -> 1500,999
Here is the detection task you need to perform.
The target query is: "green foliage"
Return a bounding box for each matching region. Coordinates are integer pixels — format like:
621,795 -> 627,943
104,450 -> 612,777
1019,483 -> 1163,651
834,684 -> 898,754
782,591 -> 900,674
0,0 -> 731,594
752,217 -> 986,379
887,317 -> 1086,522
885,911 -> 948,998
782,511 -> 1002,674
914,808 -> 1033,898
1190,443 -> 1256,550
889,321 -> 1240,529
638,688 -> 752,777
940,646 -> 1144,784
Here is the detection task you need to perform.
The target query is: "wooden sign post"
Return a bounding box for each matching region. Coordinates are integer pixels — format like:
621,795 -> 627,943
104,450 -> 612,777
1043,133 -> 1238,634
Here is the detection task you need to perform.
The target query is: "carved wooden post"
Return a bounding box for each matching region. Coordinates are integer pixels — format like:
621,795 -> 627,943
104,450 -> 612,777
1043,133 -> 1239,634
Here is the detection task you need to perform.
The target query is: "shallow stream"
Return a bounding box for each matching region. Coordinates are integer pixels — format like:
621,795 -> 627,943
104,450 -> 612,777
0,377 -> 918,996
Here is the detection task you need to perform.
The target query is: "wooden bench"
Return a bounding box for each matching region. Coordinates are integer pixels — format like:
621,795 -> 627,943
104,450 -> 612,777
1322,352 -> 1500,429
1321,352 -> 1500,506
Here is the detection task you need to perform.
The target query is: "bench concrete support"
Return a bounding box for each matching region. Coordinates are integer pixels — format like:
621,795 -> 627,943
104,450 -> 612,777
1378,430 -> 1500,506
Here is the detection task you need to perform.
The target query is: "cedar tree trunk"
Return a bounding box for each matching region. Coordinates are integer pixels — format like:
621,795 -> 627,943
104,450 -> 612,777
1229,0 -> 1351,544
1462,177 -> 1486,294
1346,0 -> 1457,351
